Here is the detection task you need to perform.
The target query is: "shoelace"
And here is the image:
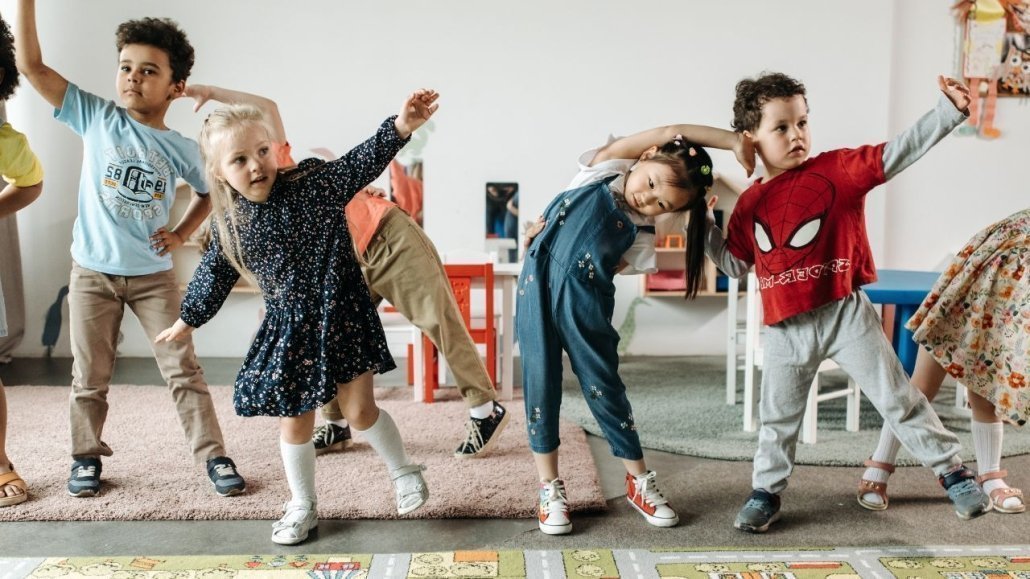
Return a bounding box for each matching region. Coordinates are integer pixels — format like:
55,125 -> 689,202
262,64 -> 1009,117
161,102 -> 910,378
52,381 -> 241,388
462,418 -> 486,452
948,478 -> 980,497
744,496 -> 772,513
213,464 -> 236,477
542,481 -> 568,515
313,426 -> 331,446
634,472 -> 669,507
75,466 -> 96,478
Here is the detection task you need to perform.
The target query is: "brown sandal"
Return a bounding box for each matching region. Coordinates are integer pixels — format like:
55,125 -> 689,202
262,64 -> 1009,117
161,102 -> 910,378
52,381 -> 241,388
0,465 -> 29,507
857,459 -> 895,511
978,470 -> 1025,514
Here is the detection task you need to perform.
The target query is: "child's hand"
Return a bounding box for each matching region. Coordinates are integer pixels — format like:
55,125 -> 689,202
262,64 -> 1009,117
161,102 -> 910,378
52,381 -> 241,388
155,319 -> 194,343
705,195 -> 719,228
182,84 -> 213,113
938,75 -> 971,114
733,133 -> 756,178
362,185 -> 388,198
523,215 -> 546,250
150,227 -> 184,256
395,89 -> 440,138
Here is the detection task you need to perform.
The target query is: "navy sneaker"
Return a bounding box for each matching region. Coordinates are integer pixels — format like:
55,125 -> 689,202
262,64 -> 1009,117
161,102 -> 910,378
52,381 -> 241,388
206,456 -> 246,497
67,457 -> 102,497
939,465 -> 991,520
454,401 -> 511,458
734,489 -> 781,533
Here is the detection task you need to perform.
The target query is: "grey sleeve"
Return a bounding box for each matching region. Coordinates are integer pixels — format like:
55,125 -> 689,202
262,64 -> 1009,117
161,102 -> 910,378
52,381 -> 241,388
705,223 -> 750,279
882,94 -> 968,181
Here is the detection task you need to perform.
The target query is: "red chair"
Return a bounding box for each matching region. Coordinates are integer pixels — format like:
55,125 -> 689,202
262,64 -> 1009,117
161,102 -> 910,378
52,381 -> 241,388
420,263 -> 496,403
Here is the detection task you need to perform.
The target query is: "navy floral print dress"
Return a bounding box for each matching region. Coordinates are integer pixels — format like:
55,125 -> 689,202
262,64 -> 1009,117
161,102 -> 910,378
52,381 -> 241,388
181,117 -> 407,417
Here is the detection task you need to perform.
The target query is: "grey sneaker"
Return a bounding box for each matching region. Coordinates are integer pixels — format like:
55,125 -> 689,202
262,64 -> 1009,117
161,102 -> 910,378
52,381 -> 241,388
939,466 -> 992,520
67,457 -> 102,497
206,456 -> 246,497
734,489 -> 781,533
313,423 -> 353,455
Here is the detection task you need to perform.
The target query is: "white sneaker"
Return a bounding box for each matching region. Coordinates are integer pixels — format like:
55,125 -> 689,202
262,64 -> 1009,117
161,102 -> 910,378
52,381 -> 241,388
271,499 -> 318,545
538,478 -> 572,535
626,471 -> 679,527
392,464 -> 429,515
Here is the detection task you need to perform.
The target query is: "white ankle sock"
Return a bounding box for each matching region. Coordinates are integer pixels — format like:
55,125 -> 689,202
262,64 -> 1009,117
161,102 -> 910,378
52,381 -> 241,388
353,409 -> 410,472
279,438 -> 317,505
860,427 -> 902,506
469,401 -> 494,420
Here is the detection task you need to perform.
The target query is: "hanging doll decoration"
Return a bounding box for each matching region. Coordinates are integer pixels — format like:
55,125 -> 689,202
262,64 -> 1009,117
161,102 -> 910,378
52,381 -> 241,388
953,0 -> 1030,138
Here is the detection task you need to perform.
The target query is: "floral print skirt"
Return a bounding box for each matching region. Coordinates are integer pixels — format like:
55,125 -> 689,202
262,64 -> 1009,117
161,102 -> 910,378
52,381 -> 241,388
906,208 -> 1030,425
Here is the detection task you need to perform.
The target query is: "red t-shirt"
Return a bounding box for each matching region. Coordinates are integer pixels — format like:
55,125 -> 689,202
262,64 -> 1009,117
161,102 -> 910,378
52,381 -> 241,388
726,144 -> 887,325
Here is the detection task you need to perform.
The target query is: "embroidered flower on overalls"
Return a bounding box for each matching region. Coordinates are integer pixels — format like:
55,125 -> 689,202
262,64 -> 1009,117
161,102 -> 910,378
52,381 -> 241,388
589,385 -> 603,399
530,407 -> 542,424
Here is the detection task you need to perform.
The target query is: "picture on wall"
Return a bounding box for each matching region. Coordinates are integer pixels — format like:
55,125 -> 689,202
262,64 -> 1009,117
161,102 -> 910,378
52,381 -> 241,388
485,182 -> 518,262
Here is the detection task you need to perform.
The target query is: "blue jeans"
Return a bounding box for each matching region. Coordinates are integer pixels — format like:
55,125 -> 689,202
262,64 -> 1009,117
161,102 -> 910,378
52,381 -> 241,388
516,253 -> 643,460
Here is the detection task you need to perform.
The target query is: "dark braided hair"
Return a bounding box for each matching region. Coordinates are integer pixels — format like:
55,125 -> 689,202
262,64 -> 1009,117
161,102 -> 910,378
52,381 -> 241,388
115,17 -> 195,84
649,138 -> 714,299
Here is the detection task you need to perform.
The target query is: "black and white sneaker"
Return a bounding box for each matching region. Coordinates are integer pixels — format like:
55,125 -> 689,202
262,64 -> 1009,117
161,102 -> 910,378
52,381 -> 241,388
454,401 -> 510,458
312,423 -> 353,455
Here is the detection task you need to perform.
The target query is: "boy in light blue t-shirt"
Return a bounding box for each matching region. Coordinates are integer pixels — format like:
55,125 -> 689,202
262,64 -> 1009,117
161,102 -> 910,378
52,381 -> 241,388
15,0 -> 245,499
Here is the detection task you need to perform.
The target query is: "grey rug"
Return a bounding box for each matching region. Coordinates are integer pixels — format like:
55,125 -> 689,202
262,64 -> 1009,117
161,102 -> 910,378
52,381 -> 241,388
559,356 -> 1030,466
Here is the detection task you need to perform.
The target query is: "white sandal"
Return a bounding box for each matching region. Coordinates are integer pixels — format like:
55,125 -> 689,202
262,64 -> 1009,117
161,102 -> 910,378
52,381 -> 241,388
271,499 -> 318,545
392,464 -> 429,515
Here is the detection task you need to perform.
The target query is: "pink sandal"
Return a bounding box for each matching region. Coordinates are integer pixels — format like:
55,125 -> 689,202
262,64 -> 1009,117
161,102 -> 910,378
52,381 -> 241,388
977,470 -> 1025,514
857,459 -> 895,511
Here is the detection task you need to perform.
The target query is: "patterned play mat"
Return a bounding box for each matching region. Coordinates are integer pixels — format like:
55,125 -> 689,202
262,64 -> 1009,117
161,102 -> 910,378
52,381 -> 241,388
4,546 -> 1030,579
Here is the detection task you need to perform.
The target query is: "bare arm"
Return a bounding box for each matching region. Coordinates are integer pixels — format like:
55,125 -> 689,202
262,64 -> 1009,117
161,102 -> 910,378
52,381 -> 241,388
183,84 -> 286,143
592,124 -> 754,176
14,0 -> 70,108
0,182 -> 43,219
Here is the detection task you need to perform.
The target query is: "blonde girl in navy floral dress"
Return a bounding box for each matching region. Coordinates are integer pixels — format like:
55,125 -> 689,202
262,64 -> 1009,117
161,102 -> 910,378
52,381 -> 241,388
157,88 -> 439,545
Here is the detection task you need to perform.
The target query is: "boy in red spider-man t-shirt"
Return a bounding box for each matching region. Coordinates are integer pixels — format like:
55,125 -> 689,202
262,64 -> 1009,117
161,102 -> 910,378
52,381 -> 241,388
706,72 -> 992,533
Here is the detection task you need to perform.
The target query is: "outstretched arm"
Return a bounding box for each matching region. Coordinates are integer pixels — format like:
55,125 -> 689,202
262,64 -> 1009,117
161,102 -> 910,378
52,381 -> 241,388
592,124 -> 755,177
182,84 -> 286,143
14,0 -> 70,108
882,75 -> 970,181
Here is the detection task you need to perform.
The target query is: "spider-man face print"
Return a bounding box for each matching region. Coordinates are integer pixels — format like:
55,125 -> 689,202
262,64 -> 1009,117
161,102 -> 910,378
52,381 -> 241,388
753,172 -> 835,275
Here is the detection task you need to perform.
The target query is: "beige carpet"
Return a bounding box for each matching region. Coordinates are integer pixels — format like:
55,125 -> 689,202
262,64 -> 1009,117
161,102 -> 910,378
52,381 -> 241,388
0,385 -> 606,522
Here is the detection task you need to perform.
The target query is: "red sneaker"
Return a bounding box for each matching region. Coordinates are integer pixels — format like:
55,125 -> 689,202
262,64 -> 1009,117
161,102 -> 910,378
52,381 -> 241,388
626,471 -> 679,527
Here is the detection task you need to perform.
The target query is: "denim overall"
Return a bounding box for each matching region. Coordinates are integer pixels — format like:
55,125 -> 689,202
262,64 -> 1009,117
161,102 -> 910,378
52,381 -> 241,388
516,176 -> 647,460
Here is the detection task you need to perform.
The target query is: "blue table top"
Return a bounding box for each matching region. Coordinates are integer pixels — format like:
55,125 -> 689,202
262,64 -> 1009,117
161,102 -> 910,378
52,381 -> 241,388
862,269 -> 941,305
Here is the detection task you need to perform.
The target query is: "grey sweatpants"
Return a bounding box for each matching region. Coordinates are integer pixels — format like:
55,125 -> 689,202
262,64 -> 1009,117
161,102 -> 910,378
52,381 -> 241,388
753,290 -> 962,494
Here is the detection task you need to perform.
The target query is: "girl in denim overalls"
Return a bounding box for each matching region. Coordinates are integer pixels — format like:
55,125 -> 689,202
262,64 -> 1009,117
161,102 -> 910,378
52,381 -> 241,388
518,124 -> 753,535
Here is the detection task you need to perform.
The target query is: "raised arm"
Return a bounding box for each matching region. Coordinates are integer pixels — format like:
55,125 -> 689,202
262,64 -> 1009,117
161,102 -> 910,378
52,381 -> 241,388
183,84 -> 286,143
14,0 -> 70,108
882,76 -> 970,181
592,124 -> 755,177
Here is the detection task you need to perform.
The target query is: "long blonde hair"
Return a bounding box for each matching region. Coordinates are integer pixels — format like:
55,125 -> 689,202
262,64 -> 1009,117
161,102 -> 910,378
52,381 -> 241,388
197,104 -> 274,287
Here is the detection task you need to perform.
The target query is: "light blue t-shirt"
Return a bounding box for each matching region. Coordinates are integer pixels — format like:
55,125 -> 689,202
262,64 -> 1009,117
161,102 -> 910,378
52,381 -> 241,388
56,83 -> 208,275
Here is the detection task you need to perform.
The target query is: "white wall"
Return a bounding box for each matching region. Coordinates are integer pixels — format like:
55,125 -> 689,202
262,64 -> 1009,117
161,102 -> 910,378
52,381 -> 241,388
1,0 -> 1021,359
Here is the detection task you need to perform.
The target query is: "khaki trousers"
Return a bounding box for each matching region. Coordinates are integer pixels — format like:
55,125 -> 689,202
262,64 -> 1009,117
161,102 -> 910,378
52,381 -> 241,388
323,208 -> 495,421
68,262 -> 226,462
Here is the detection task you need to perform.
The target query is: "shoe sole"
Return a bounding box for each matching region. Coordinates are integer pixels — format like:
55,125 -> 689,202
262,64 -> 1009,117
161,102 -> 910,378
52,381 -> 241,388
453,410 -> 512,459
734,511 -> 781,533
215,486 -> 246,497
68,487 -> 99,498
539,521 -> 572,535
315,439 -> 354,456
856,495 -> 888,511
627,497 -> 679,527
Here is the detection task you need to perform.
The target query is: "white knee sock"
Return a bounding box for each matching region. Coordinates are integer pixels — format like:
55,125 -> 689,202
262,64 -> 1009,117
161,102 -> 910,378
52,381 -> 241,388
860,426 -> 902,506
280,438 -> 317,505
354,409 -> 410,472
469,400 -> 494,420
972,419 -> 1018,509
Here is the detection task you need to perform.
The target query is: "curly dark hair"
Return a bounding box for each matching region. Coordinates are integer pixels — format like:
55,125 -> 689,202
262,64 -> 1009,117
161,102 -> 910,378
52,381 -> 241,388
731,72 -> 807,134
0,15 -> 20,101
115,17 -> 194,84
